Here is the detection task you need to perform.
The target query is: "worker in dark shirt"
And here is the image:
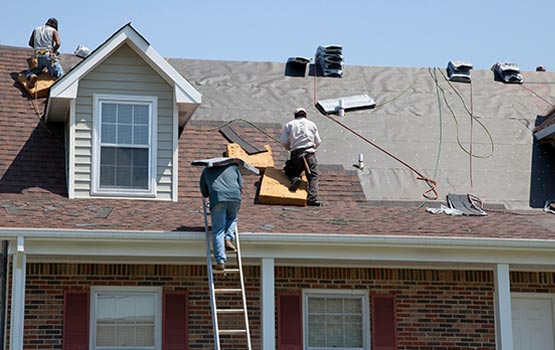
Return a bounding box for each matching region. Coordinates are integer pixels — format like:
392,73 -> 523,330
199,163 -> 242,270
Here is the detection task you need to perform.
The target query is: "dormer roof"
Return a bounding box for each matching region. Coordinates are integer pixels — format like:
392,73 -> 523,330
45,23 -> 201,125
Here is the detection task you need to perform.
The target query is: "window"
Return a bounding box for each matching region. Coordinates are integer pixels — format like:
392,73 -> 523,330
93,95 -> 157,197
303,290 -> 369,350
91,287 -> 161,350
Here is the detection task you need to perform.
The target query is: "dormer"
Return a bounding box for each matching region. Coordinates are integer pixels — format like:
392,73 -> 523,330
44,23 -> 201,201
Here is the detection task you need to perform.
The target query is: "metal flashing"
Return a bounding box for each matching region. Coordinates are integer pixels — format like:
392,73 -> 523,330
317,94 -> 376,114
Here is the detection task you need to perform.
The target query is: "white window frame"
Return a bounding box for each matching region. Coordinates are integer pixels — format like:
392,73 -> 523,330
92,94 -> 158,197
303,289 -> 370,350
90,286 -> 162,350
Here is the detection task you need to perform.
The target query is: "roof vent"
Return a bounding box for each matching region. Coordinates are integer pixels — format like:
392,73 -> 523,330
315,45 -> 344,78
447,60 -> 473,83
317,94 -> 376,115
491,62 -> 523,84
285,56 -> 310,77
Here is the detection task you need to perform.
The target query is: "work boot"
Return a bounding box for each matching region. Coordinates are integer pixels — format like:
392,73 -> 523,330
225,240 -> 237,252
28,74 -> 38,89
289,177 -> 302,191
214,263 -> 225,271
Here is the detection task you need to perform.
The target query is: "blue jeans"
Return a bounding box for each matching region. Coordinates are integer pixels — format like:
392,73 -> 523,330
211,201 -> 240,264
25,55 -> 64,79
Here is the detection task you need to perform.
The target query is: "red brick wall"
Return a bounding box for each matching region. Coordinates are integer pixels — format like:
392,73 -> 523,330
9,264 -> 555,350
275,267 -> 496,350
9,263 -> 260,350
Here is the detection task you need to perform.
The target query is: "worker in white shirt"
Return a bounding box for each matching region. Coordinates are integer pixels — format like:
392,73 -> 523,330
280,108 -> 322,206
25,18 -> 64,88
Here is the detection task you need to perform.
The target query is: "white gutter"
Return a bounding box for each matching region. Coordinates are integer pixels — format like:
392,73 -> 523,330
1,228 -> 555,251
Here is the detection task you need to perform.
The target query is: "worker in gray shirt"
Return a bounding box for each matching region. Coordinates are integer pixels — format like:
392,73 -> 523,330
199,163 -> 242,270
280,107 -> 322,206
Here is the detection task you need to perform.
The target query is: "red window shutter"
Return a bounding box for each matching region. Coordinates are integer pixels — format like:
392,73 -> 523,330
371,294 -> 397,350
62,290 -> 90,350
277,292 -> 302,350
163,290 -> 188,350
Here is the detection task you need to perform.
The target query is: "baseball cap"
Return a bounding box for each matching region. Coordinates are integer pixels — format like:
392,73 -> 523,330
294,108 -> 307,116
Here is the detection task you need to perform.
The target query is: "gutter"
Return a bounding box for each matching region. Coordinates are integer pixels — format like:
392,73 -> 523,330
0,228 -> 555,251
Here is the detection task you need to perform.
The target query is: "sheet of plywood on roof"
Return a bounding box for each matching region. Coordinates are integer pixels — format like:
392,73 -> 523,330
258,167 -> 307,206
17,72 -> 56,99
226,143 -> 274,170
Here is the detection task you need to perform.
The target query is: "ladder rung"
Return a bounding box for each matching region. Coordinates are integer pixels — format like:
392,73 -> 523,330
215,288 -> 241,293
219,329 -> 247,334
213,268 -> 240,274
217,308 -> 244,314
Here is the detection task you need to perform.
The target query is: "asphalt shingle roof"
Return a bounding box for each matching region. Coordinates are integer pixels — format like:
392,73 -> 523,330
2,44 -> 555,240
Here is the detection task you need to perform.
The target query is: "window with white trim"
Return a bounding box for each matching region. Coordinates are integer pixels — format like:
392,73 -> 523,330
91,287 -> 161,350
304,290 -> 369,350
93,94 -> 157,197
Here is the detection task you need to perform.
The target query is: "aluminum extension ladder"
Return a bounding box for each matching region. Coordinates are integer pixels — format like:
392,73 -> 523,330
202,197 -> 252,350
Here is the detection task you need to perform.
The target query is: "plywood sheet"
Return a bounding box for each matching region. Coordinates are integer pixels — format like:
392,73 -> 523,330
226,143 -> 274,170
18,72 -> 56,99
259,167 -> 307,206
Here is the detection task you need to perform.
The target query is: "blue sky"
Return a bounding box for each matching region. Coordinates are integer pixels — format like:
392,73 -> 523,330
2,0 -> 553,71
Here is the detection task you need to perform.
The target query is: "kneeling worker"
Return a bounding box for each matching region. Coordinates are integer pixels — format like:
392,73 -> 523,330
280,107 -> 322,206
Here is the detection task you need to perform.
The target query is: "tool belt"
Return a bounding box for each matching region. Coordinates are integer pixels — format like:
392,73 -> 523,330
34,49 -> 50,55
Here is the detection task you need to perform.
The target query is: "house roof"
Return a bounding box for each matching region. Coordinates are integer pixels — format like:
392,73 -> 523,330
2,43 -> 555,243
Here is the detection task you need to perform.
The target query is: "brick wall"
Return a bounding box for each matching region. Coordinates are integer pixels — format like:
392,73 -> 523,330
9,263 -> 260,350
8,264 -> 555,350
275,267 -> 496,350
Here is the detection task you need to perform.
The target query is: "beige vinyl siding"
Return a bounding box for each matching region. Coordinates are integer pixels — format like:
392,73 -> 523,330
72,44 -> 175,200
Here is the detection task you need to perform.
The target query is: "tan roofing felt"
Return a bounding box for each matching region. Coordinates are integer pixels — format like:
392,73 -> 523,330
1,44 -> 555,239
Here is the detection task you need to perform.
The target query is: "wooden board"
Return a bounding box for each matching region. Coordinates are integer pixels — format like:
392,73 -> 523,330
226,143 -> 274,170
17,72 -> 56,99
258,167 -> 307,206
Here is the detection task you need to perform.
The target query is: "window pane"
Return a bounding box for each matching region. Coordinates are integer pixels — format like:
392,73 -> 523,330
118,124 -> 133,144
100,165 -> 115,187
326,298 -> 343,313
118,104 -> 133,125
135,325 -> 155,345
100,147 -> 116,166
308,322 -> 326,347
308,298 -> 325,313
344,299 -> 361,313
116,148 -> 132,167
97,325 -> 115,346
134,125 -> 148,145
132,167 -> 148,189
115,325 -> 134,346
102,103 -> 117,123
101,123 -> 116,144
134,105 -> 149,125
116,166 -> 132,187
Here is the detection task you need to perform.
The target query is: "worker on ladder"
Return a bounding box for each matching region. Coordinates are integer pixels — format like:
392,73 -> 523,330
25,17 -> 64,89
199,162 -> 242,271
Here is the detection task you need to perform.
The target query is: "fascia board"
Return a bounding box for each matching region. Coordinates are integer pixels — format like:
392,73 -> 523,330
4,229 -> 555,267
